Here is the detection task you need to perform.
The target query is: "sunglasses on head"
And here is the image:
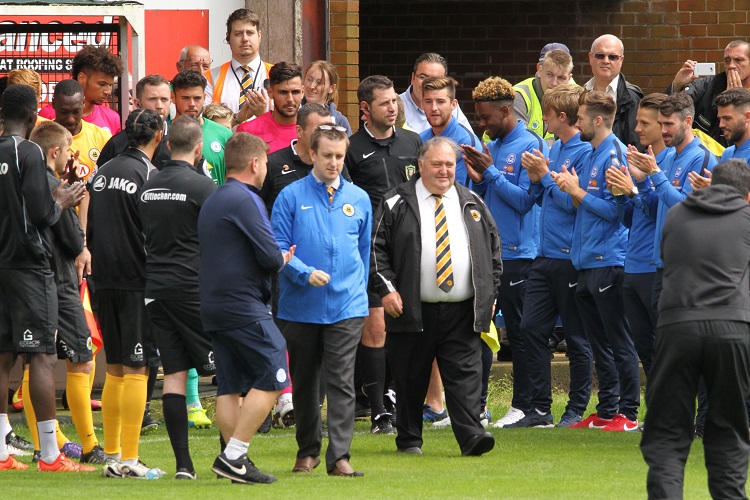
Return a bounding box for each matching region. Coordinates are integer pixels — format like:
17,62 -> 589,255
594,53 -> 622,61
317,124 -> 347,132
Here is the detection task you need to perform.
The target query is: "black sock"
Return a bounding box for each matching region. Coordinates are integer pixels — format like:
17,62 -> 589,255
146,366 -> 158,404
162,393 -> 193,472
358,345 -> 386,417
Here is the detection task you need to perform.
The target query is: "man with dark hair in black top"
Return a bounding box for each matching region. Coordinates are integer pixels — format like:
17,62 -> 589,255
260,102 -> 334,214
345,75 -> 421,435
88,108 -> 166,479
0,84 -> 86,471
139,115 -> 216,480
99,74 -> 172,169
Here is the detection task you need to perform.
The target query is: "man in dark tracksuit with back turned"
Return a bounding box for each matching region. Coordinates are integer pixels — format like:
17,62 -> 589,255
641,159 -> 750,499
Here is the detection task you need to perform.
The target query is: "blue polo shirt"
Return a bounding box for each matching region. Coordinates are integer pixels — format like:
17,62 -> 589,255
470,120 -> 549,260
419,117 -> 481,187
571,133 -> 628,270
532,132 -> 592,260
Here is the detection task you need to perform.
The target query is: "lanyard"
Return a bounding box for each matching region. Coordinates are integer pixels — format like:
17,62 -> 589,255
231,59 -> 263,95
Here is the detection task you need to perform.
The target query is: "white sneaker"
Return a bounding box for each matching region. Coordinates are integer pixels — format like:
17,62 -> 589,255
6,443 -> 32,456
106,460 -> 164,479
433,416 -> 452,428
273,393 -> 295,428
492,407 -> 525,428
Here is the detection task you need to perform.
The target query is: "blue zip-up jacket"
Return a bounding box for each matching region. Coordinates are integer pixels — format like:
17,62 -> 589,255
532,133 -> 592,260
571,133 -> 628,270
615,147 -> 672,274
651,137 -> 717,268
271,173 -> 372,324
470,120 -> 549,260
720,136 -> 750,162
419,117 -> 481,187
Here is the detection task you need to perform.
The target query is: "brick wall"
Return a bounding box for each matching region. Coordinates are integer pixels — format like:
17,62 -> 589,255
360,0 -> 748,131
329,0 -> 360,128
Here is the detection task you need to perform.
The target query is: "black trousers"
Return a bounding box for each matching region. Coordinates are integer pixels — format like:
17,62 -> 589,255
576,266 -> 640,420
387,300 -> 484,453
278,317 -> 363,471
521,257 -> 592,415
623,272 -> 657,376
641,320 -> 750,499
497,259 -> 532,411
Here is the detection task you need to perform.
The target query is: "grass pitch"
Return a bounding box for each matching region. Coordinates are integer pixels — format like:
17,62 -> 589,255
2,379 -> 722,499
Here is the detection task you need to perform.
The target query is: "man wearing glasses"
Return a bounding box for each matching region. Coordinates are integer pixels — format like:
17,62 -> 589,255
176,45 -> 212,74
585,34 -> 644,150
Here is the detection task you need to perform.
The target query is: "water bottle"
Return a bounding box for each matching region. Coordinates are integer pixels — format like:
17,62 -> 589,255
146,467 -> 164,479
608,150 -> 624,196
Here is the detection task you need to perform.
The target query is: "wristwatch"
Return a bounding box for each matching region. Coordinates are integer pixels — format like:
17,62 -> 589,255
627,186 -> 639,199
648,166 -> 661,176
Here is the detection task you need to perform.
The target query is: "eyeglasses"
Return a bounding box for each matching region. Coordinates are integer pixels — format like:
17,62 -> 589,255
593,53 -> 622,61
317,124 -> 347,132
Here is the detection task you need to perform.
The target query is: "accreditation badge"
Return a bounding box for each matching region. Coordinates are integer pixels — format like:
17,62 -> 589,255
343,203 -> 355,216
470,209 -> 481,221
405,164 -> 416,179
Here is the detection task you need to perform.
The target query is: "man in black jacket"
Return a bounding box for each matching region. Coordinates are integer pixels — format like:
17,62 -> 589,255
371,136 -> 501,456
0,85 -> 86,471
668,40 -> 750,153
585,34 -> 643,150
640,159 -> 750,499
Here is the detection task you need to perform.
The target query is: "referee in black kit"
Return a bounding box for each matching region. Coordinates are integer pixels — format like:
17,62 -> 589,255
139,115 -> 217,480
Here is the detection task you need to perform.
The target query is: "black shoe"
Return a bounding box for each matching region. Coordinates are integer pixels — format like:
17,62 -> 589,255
80,444 -> 107,464
557,339 -> 568,353
461,432 -> 495,457
141,410 -> 159,435
383,389 -> 397,425
504,410 -> 554,428
6,431 -> 33,450
354,402 -> 371,419
371,413 -> 396,434
31,450 -> 41,463
175,468 -> 197,480
212,452 -> 277,484
396,446 -> 423,455
257,412 -> 272,434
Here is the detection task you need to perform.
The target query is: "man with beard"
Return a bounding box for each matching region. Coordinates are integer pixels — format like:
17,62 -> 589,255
717,88 -> 750,163
237,62 -> 304,155
172,70 -> 232,185
553,90 -> 641,433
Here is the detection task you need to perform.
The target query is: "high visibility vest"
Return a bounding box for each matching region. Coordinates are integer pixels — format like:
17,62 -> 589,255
513,77 -> 552,140
206,61 -> 274,105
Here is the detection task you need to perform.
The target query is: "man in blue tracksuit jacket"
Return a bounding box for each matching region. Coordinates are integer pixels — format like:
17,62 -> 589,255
514,85 -> 594,428
554,90 -> 640,432
461,76 -> 549,427
608,94 -> 672,377
419,76 -> 481,187
271,126 -> 371,477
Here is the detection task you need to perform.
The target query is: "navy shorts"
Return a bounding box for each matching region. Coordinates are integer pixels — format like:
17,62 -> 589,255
0,268 -> 58,354
212,318 -> 289,396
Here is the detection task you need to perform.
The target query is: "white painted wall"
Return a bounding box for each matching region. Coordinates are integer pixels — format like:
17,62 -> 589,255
138,0 -> 244,64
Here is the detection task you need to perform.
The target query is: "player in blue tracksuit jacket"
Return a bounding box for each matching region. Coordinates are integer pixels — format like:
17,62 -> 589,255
608,94 -> 674,376
515,84 -> 594,428
462,76 -> 549,427
271,126 -> 371,476
554,90 -> 640,432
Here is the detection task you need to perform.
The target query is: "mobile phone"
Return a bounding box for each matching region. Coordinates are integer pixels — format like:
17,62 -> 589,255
694,62 -> 716,77
263,78 -> 270,90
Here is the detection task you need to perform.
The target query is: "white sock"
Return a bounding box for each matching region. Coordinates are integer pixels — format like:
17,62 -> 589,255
0,414 -> 10,461
224,437 -> 249,461
121,458 -> 138,466
38,419 -> 60,463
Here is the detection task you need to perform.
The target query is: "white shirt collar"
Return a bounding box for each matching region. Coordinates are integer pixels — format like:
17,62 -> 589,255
584,74 -> 619,98
363,122 -> 396,139
311,170 -> 341,189
416,177 -> 456,202
232,54 -> 261,72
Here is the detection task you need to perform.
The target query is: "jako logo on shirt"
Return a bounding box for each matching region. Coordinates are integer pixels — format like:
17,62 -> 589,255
106,177 -> 138,194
